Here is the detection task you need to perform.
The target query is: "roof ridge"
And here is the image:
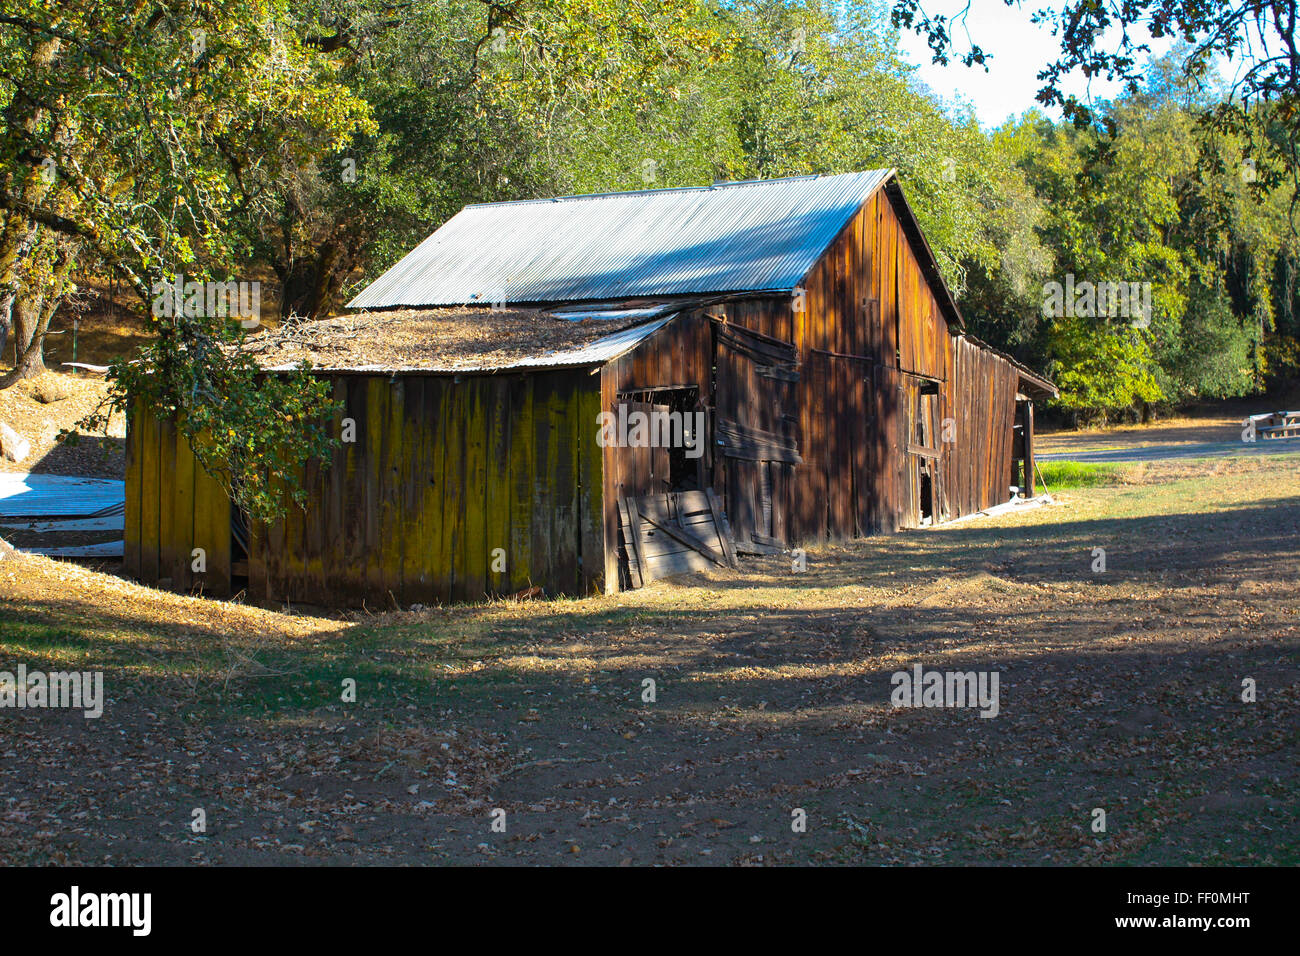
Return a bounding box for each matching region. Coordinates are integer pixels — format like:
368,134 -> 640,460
348,169 -> 897,309
463,170 -> 889,209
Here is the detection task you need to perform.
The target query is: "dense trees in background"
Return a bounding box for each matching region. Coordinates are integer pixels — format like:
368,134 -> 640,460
254,0 -> 1300,424
3,0 -> 1300,509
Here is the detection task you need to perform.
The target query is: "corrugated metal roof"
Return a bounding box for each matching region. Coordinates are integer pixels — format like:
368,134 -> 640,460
550,304 -> 676,322
348,171 -> 894,309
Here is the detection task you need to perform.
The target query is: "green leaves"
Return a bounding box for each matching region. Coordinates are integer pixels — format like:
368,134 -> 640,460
1,0 -> 371,516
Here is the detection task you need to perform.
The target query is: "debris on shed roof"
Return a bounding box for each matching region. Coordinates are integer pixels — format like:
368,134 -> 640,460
244,306 -> 675,373
347,170 -> 895,309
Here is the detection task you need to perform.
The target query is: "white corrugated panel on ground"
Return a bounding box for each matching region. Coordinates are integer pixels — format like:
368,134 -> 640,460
0,474 -> 126,519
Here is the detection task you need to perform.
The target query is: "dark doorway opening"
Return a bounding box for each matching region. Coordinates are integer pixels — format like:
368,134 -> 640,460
617,386 -> 704,490
919,469 -> 933,523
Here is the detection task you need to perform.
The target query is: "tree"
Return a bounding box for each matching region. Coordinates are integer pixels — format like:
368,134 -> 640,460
0,0 -> 371,520
890,0 -> 1300,187
237,0 -> 730,321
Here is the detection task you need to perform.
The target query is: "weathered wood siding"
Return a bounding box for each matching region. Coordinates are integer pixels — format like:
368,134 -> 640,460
258,368 -> 604,606
123,402 -> 232,596
670,189 -> 956,544
942,336 -> 1021,518
603,186 -> 1023,564
128,367 -> 605,606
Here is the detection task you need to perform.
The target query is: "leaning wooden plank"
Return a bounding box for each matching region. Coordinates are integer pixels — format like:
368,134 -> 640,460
621,496 -> 650,587
716,417 -> 803,463
705,488 -> 738,568
616,498 -> 642,589
713,321 -> 799,365
641,548 -> 713,580
735,539 -> 783,556
634,530 -> 694,560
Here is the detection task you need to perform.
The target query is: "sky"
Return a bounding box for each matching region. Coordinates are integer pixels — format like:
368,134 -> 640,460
891,1 -> 1167,129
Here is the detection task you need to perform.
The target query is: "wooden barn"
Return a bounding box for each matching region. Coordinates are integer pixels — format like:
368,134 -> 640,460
124,170 -> 1055,605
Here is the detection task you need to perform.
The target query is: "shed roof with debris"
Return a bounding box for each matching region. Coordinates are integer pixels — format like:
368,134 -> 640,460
245,305 -> 677,373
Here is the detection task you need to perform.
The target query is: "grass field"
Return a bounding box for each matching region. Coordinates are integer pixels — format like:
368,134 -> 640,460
1036,460 -> 1124,489
2,453 -> 1298,865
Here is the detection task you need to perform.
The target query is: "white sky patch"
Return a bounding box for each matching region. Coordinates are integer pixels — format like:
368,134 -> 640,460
892,0 -> 1176,127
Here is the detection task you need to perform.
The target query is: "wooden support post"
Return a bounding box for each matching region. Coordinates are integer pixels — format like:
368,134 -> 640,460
1024,400 -> 1035,497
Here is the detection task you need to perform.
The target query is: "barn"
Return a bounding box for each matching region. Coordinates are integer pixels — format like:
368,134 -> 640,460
124,170 -> 1056,605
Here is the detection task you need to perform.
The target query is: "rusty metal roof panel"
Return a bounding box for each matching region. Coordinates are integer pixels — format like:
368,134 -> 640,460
347,171 -> 894,308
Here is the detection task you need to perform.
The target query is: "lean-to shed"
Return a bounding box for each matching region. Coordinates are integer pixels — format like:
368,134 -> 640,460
125,170 -> 1056,605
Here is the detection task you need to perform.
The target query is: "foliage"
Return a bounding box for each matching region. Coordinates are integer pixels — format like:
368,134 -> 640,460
0,0 -> 369,517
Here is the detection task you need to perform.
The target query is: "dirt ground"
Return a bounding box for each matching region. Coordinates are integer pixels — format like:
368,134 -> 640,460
0,372 -> 124,478
1,451 -> 1296,866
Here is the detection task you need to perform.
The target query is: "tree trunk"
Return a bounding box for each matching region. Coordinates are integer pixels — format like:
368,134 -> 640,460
0,291 -> 49,387
279,237 -> 357,321
0,291 -> 12,362
0,245 -> 73,389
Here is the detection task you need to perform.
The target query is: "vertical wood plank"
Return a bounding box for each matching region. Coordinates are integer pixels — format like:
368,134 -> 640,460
401,376 -> 430,602
423,377 -> 452,603
600,366 -> 621,594
485,375 -> 511,597
578,375 -> 604,594
123,401 -> 141,578
191,439 -> 231,598
157,417 -> 178,586
530,372 -> 558,593
507,374 -> 536,593
138,405 -> 161,585
173,426 -> 195,590
381,376 -> 406,603
460,378 -> 489,603
363,376 -> 387,605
